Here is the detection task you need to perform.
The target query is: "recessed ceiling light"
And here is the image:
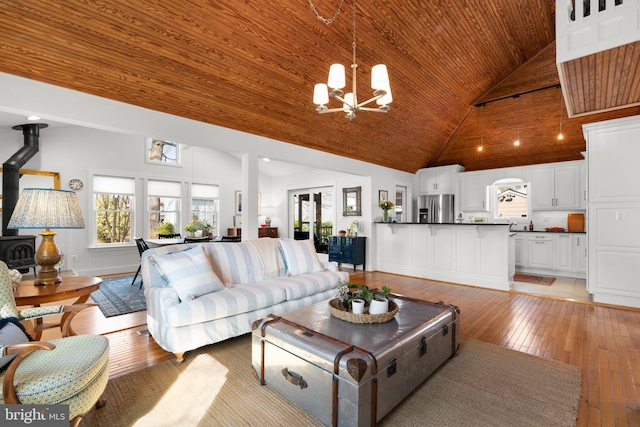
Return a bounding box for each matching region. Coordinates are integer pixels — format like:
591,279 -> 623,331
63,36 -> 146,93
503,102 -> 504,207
26,115 -> 40,121
262,157 -> 270,162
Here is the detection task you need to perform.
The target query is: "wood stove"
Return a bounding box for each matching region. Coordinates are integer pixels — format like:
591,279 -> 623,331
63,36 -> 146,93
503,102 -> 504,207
0,235 -> 36,274
1,123 -> 47,275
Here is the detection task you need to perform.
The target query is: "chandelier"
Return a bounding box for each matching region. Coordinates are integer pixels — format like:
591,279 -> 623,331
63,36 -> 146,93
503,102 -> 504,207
311,0 -> 392,121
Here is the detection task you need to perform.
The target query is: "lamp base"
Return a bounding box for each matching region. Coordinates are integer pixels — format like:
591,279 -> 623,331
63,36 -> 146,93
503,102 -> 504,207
34,266 -> 62,286
34,229 -> 62,286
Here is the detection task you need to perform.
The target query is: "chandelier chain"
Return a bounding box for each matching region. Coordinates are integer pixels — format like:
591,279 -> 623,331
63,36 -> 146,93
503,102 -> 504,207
309,0 -> 347,25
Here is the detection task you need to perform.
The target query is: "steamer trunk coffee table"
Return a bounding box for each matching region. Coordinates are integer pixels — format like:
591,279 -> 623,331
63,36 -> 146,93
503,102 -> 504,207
252,295 -> 460,427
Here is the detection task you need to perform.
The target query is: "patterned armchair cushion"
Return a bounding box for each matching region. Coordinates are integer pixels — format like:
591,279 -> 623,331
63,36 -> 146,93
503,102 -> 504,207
279,239 -> 324,276
0,335 -> 109,411
151,245 -> 225,301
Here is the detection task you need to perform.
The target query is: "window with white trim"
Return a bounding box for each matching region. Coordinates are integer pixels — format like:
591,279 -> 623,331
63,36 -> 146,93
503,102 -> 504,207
148,180 -> 181,239
146,138 -> 181,166
93,175 -> 134,245
191,183 -> 219,237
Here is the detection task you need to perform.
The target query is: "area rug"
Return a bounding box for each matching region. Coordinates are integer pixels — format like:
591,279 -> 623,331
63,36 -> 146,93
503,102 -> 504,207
82,335 -> 582,426
91,275 -> 146,318
514,273 -> 556,286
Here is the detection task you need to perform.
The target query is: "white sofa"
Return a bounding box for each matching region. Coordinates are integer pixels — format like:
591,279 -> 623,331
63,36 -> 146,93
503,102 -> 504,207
141,237 -> 349,362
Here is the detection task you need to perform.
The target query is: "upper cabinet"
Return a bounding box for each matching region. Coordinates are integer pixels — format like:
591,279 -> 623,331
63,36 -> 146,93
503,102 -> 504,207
460,172 -> 489,212
530,162 -> 581,210
418,165 -> 464,195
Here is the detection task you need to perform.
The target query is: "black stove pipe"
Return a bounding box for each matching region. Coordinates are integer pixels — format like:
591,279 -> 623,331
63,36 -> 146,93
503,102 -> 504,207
2,123 -> 48,236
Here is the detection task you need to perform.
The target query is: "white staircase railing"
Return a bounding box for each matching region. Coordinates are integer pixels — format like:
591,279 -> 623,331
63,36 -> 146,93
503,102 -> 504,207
557,0 -> 640,63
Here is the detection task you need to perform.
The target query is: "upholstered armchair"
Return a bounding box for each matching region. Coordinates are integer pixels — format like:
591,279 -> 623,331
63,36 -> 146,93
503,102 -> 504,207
0,261 -> 109,427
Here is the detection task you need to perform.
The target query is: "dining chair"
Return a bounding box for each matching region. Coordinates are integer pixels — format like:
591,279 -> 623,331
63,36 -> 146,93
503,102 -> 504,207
0,261 -> 109,427
184,236 -> 210,243
158,233 -> 181,239
221,236 -> 242,242
131,238 -> 150,289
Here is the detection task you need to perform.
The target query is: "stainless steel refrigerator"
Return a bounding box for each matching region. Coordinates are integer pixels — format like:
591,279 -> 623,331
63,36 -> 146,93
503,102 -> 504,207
418,194 -> 455,223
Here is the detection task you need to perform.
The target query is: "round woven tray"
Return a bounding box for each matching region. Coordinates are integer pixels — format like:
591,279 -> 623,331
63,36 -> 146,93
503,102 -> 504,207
328,298 -> 399,324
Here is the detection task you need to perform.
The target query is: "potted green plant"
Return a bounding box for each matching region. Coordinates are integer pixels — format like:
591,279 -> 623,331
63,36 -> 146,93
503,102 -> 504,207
184,222 -> 198,237
369,285 -> 391,314
346,284 -> 392,314
157,221 -> 176,236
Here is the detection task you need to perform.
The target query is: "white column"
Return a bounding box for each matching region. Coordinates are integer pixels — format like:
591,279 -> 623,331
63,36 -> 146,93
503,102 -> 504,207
241,153 -> 259,240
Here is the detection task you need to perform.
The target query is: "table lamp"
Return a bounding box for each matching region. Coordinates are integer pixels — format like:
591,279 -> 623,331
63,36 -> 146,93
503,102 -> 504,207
8,188 -> 85,285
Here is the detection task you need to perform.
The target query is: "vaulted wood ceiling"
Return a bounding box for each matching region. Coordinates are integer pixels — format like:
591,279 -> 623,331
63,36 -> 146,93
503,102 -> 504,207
0,1 -> 637,173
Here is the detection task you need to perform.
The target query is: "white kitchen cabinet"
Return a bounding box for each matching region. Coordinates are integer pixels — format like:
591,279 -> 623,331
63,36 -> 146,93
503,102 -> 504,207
585,116 -> 640,308
554,233 -> 573,272
514,233 -> 527,267
579,161 -> 587,210
527,234 -> 553,269
460,172 -> 489,211
418,165 -> 463,195
531,163 -> 581,210
573,234 -> 587,273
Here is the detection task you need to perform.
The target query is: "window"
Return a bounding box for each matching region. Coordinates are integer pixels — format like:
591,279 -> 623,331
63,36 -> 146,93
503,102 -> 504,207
148,180 -> 181,239
93,175 -> 134,245
191,183 -> 219,236
493,179 -> 528,219
395,185 -> 407,222
146,138 -> 181,166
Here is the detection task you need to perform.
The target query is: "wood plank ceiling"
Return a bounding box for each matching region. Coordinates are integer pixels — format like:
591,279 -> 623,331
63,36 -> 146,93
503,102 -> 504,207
0,0 -> 637,173
559,41 -> 640,117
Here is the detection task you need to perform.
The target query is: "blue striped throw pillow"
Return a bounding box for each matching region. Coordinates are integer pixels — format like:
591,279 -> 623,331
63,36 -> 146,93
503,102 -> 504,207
279,239 -> 324,277
151,245 -> 225,301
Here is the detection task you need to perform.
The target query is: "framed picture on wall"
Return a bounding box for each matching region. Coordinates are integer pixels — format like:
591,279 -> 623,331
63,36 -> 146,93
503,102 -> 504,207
235,191 -> 261,215
379,190 -> 389,203
235,190 -> 242,215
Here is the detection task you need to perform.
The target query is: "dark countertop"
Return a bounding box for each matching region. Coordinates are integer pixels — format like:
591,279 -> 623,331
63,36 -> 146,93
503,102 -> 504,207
374,222 -> 509,226
375,223 -> 586,233
515,230 -> 587,234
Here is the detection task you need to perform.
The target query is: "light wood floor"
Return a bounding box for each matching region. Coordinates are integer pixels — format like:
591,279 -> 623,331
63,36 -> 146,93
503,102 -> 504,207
36,271 -> 640,427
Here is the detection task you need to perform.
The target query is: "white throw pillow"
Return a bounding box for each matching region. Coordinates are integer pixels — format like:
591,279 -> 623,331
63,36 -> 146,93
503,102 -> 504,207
279,239 -> 324,277
151,245 -> 225,301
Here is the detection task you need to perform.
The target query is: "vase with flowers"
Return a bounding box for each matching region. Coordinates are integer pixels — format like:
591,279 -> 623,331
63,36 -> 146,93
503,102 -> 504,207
379,199 -> 394,222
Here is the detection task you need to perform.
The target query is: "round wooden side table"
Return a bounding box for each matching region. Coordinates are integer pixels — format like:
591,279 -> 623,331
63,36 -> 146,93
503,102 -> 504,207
14,276 -> 102,339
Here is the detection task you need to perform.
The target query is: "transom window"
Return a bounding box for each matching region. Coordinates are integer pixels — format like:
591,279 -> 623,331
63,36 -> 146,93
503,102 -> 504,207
146,138 -> 181,166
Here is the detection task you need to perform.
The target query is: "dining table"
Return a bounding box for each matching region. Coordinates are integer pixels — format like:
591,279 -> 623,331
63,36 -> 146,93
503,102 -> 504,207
146,238 -> 184,246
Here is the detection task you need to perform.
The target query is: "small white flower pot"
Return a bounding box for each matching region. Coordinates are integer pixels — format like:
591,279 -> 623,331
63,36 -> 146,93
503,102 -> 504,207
351,299 -> 365,314
369,299 -> 389,315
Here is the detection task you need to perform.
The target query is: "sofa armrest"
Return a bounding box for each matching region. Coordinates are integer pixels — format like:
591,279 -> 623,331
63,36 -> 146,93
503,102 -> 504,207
145,286 -> 180,323
323,261 -> 339,272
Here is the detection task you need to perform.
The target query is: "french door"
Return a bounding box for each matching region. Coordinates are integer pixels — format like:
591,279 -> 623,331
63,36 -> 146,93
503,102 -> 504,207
289,187 -> 333,253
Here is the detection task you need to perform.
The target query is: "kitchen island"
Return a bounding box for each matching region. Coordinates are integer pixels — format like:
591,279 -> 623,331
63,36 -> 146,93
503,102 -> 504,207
375,223 -> 514,291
